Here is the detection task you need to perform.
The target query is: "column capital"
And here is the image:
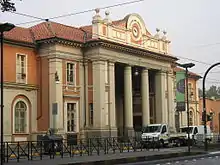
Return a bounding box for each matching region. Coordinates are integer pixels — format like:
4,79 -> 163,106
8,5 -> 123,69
142,68 -> 149,73
92,60 -> 106,65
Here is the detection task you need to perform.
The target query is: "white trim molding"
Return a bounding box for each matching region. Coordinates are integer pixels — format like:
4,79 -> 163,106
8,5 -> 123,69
12,98 -> 30,134
16,53 -> 28,84
64,100 -> 79,133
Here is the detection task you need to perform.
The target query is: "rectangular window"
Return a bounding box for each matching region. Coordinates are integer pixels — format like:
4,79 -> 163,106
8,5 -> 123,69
67,103 -> 76,132
89,103 -> 93,125
66,63 -> 75,84
16,54 -> 27,83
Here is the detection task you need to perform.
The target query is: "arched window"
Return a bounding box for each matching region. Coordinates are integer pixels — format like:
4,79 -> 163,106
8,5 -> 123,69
189,111 -> 193,126
14,101 -> 27,133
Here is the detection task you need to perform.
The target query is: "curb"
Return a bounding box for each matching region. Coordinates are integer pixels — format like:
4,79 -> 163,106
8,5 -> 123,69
60,151 -> 205,165
146,152 -> 220,165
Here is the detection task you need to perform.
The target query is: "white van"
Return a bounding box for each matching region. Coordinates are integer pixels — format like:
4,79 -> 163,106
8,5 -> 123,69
179,125 -> 212,142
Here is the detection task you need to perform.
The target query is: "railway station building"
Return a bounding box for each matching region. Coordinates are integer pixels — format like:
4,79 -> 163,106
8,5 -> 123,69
2,10 -> 180,141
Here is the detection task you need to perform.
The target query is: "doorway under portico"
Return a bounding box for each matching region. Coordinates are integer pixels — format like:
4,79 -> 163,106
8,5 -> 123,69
115,62 -> 159,137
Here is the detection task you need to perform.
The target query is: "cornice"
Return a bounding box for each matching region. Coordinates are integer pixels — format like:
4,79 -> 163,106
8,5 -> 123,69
3,82 -> 38,90
36,37 -> 83,48
85,39 -> 178,63
4,39 -> 35,49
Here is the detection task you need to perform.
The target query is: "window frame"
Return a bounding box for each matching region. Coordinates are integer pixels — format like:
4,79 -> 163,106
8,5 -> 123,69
64,101 -> 79,133
66,62 -> 76,86
16,53 -> 28,84
13,98 -> 29,134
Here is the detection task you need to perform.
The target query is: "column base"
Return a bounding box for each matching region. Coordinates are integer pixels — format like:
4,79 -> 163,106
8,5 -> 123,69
124,127 -> 134,137
84,127 -> 118,138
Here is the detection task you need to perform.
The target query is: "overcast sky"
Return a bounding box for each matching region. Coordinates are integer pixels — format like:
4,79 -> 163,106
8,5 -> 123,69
1,0 -> 220,88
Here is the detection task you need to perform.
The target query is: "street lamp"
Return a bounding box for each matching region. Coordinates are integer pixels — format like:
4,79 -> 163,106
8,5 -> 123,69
178,62 -> 195,153
0,23 -> 15,165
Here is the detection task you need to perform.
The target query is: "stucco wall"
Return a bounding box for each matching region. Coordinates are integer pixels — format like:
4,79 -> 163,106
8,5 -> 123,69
2,88 -> 37,141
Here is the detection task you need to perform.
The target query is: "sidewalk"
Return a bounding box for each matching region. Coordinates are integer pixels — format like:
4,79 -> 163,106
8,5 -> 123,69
5,147 -> 204,165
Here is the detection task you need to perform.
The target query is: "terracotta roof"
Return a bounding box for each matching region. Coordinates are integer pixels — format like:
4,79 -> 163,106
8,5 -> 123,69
173,67 -> 201,78
2,14 -> 152,44
31,21 -> 85,42
4,26 -> 34,43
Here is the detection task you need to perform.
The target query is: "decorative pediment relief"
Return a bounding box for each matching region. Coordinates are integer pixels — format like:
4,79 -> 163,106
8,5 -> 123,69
92,9 -> 171,56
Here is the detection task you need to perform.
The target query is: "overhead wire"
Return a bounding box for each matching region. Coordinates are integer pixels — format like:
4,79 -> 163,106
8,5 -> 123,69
3,0 -> 220,83
9,0 -> 145,26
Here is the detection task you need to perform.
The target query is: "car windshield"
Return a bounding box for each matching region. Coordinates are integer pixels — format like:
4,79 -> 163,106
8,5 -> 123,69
180,127 -> 193,133
142,125 -> 161,133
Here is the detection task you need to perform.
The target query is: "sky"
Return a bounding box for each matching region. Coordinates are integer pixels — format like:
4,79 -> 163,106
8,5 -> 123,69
1,0 -> 220,88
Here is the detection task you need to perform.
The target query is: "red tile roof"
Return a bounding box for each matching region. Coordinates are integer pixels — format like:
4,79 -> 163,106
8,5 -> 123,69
174,67 -> 201,79
4,26 -> 34,43
2,14 -> 152,44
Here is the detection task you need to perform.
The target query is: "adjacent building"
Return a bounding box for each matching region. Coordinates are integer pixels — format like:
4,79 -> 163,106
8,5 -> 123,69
1,10 -> 179,141
173,67 -> 201,130
199,98 -> 220,133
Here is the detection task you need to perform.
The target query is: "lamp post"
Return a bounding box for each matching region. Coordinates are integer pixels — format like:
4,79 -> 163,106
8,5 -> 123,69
202,62 -> 220,151
178,62 -> 195,153
0,23 -> 15,165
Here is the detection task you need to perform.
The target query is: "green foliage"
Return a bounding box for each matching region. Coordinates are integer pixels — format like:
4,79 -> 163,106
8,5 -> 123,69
199,85 -> 220,99
0,0 -> 18,12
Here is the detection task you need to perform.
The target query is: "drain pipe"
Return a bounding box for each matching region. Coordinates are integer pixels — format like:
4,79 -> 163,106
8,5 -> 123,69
81,28 -> 88,127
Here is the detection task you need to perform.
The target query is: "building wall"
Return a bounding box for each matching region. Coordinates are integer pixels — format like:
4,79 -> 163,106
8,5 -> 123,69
199,98 -> 220,133
2,43 -> 38,141
3,88 -> 37,141
175,75 -> 200,128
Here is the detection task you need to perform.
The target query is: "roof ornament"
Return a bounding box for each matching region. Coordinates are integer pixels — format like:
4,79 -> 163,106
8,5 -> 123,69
92,8 -> 102,22
154,28 -> 160,39
162,30 -> 167,40
104,10 -> 112,24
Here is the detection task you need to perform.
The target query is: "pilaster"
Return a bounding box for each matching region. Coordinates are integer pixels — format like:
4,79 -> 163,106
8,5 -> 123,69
92,60 -> 106,128
49,58 -> 63,131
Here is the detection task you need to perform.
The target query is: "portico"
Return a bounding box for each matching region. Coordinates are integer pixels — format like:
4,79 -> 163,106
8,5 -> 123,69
82,10 -> 177,137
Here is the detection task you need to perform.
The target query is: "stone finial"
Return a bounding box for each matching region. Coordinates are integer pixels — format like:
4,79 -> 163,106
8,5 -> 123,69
105,10 -> 110,16
95,8 -> 100,14
104,10 -> 112,24
162,30 -> 167,40
92,8 -> 102,22
154,28 -> 160,39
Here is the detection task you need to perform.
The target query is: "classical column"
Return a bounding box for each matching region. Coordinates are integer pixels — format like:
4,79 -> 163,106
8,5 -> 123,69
155,71 -> 168,124
108,62 -> 117,136
124,65 -> 134,136
92,60 -> 106,129
49,58 -> 63,131
141,69 -> 150,126
167,71 -> 175,129
109,62 -> 116,127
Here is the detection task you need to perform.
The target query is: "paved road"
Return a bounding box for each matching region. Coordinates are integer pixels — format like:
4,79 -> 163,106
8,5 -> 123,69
151,155 -> 220,165
122,152 -> 220,165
